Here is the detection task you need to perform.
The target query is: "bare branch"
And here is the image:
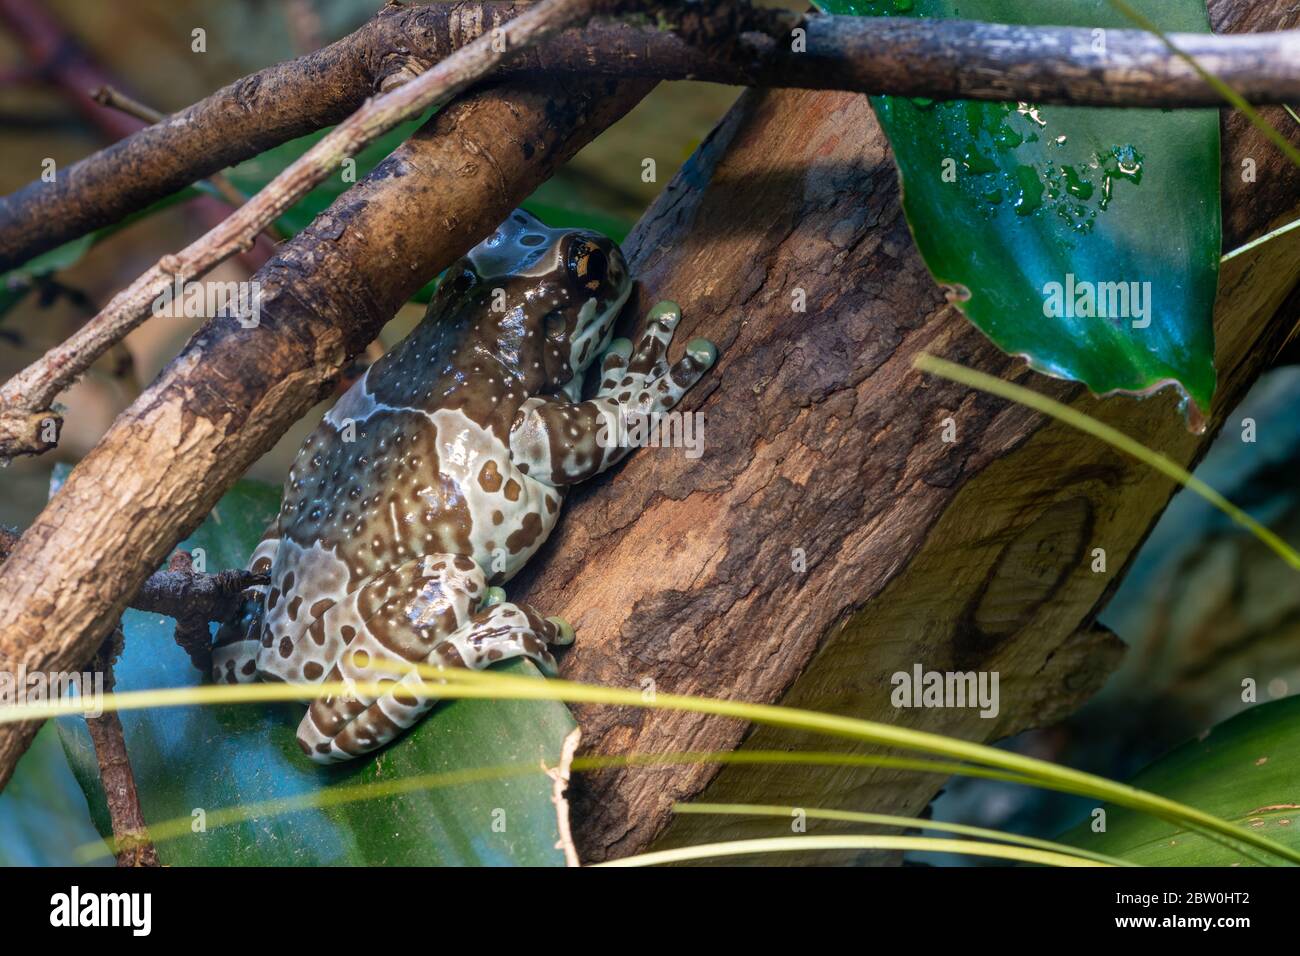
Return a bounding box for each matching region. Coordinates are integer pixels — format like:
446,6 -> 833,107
2,2 -> 1298,271
86,629 -> 159,867
0,0 -> 604,460
90,85 -> 284,243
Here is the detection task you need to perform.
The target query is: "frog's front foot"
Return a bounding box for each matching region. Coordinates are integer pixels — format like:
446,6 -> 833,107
597,300 -> 717,414
296,579 -> 574,764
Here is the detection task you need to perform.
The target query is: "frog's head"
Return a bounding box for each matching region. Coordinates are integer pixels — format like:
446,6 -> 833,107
466,210 -> 632,399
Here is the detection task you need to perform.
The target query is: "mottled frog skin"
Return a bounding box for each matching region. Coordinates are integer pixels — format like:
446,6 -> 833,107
212,210 -> 716,763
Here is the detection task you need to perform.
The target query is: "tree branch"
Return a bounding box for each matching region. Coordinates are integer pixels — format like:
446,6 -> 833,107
0,0 -> 280,272
2,2 -> 1297,271
0,70 -> 655,791
90,84 -> 287,244
0,0 -> 605,460
86,629 -> 159,867
0,527 -> 264,673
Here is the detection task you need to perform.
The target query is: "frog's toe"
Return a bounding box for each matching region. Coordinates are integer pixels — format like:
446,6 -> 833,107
646,300 -> 681,326
597,338 -> 634,393
686,337 -> 718,370
545,615 -> 575,646
628,302 -> 679,377
481,585 -> 507,608
603,337 -> 634,361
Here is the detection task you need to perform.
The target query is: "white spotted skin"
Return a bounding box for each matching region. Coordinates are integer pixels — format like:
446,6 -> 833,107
210,209 -> 634,760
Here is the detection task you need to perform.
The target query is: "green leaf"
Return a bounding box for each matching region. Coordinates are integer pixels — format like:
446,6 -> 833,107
55,469 -> 577,866
0,724 -> 111,866
815,0 -> 1221,422
1059,698 -> 1300,865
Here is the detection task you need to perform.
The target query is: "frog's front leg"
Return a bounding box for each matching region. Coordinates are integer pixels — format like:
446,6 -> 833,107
295,554 -> 571,763
509,301 -> 717,486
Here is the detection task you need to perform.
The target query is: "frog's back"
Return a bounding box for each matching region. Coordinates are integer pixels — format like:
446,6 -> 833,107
261,300 -> 559,658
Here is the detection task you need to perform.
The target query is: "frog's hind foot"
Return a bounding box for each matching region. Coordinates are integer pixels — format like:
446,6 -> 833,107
297,600 -> 574,764
211,592 -> 265,685
210,532 -> 277,685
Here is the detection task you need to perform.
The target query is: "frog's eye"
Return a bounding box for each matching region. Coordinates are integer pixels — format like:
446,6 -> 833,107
567,239 -> 608,289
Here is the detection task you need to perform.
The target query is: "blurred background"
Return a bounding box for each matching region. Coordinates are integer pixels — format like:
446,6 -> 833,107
1,0 -> 1297,865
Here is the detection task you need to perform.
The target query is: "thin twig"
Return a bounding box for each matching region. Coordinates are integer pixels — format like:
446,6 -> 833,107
86,628 -> 159,867
0,530 -> 266,643
91,85 -> 286,243
0,0 -> 607,460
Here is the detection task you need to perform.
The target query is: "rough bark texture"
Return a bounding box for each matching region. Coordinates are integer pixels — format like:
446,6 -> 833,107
506,0 -> 1300,860
86,630 -> 159,867
0,76 -> 651,791
4,0 -> 1299,269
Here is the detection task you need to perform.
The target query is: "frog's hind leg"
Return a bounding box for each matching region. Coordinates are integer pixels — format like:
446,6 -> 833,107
302,598 -> 573,764
294,553 -> 489,761
211,534 -> 279,684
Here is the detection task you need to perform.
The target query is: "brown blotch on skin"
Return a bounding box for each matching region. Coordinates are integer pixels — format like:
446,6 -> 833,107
278,635 -> 294,658
282,571 -> 295,593
478,459 -> 503,493
341,625 -> 357,644
436,642 -> 466,668
287,595 -> 303,620
310,598 -> 336,619
336,706 -> 401,756
492,509 -> 504,525
304,661 -> 325,680
504,479 -> 521,502
506,512 -> 544,554
267,588 -> 280,609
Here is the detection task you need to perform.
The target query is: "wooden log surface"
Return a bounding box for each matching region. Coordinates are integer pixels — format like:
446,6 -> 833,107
511,0 -> 1300,861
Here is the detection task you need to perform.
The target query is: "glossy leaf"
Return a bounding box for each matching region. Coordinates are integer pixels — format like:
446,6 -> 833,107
1059,697 -> 1300,865
0,724 -> 110,866
815,0 -> 1221,424
56,470 -> 577,866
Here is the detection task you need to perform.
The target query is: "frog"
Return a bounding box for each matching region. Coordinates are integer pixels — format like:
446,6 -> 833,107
211,209 -> 717,764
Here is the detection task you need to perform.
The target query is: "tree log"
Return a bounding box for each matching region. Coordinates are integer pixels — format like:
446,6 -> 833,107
509,0 -> 1300,860
0,76 -> 651,791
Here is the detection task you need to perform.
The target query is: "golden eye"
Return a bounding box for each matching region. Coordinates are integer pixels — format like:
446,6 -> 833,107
568,240 -> 607,286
